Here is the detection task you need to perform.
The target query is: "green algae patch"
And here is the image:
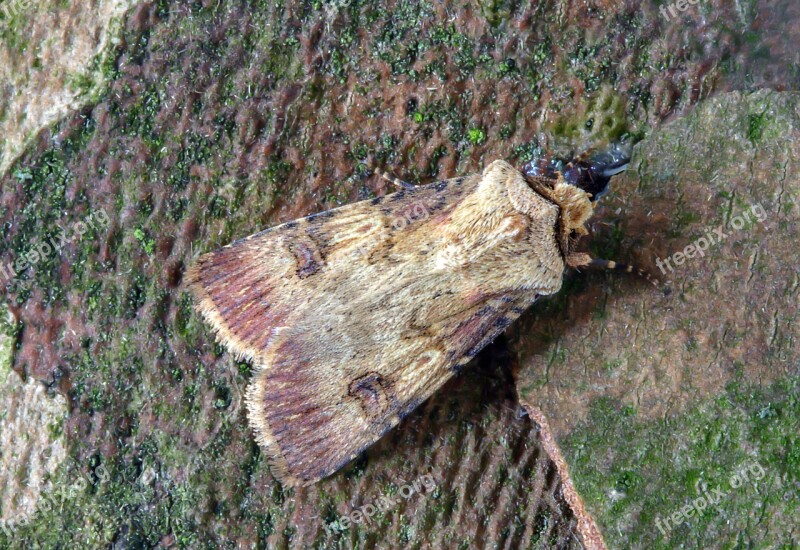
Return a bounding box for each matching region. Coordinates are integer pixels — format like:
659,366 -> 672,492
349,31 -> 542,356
566,375 -> 799,548
546,86 -> 632,153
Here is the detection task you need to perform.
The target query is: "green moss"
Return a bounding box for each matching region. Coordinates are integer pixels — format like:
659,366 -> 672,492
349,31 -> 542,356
132,227 -> 155,255
565,374 -> 800,547
467,127 -> 486,145
0,1 -> 34,53
548,86 -> 630,146
477,0 -> 512,27
746,110 -> 770,143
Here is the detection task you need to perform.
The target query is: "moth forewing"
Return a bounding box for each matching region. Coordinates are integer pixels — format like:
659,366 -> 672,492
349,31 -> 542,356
185,160 -> 595,485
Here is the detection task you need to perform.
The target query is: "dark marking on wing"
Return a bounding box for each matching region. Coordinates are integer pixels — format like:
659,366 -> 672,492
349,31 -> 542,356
348,372 -> 392,421
307,210 -> 335,221
465,344 -> 483,358
303,223 -> 332,257
429,194 -> 452,214
287,241 -> 322,278
494,317 -> 513,329
446,294 -> 540,373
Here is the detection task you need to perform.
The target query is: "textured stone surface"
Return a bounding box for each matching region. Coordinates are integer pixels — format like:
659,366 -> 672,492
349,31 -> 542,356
0,0 -> 136,533
0,0 -> 797,547
514,89 -> 800,548
0,309 -> 68,527
0,0 -> 137,175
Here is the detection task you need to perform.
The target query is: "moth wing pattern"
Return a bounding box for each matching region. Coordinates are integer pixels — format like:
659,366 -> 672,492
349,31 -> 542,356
185,160 -> 568,485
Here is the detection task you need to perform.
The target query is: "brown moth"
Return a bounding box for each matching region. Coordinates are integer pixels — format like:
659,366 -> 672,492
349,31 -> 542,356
184,157 -> 626,486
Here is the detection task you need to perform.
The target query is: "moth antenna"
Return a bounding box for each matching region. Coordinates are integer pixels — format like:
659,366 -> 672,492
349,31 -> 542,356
587,258 -> 660,288
371,167 -> 415,190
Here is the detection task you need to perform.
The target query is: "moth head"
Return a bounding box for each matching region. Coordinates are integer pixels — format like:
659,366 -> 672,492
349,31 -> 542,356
517,172 -> 595,261
523,142 -> 631,202
550,177 -> 594,236
538,177 -> 595,269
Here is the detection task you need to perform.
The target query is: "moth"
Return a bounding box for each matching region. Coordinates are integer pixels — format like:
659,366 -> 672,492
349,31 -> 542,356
184,149 -> 636,486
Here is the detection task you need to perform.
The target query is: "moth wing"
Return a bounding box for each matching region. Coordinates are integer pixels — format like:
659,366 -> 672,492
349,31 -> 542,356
186,164 -> 563,485
184,177 -> 470,483
184,175 -> 477,366
244,289 -> 540,485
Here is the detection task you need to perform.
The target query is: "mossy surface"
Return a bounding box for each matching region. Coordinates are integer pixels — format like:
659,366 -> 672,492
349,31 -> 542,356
566,375 -> 799,548
514,90 -> 800,547
0,0 -> 133,174
0,0 -> 797,547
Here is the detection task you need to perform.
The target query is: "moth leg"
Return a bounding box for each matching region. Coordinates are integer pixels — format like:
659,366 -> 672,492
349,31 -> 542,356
587,258 -> 660,288
372,167 -> 416,190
